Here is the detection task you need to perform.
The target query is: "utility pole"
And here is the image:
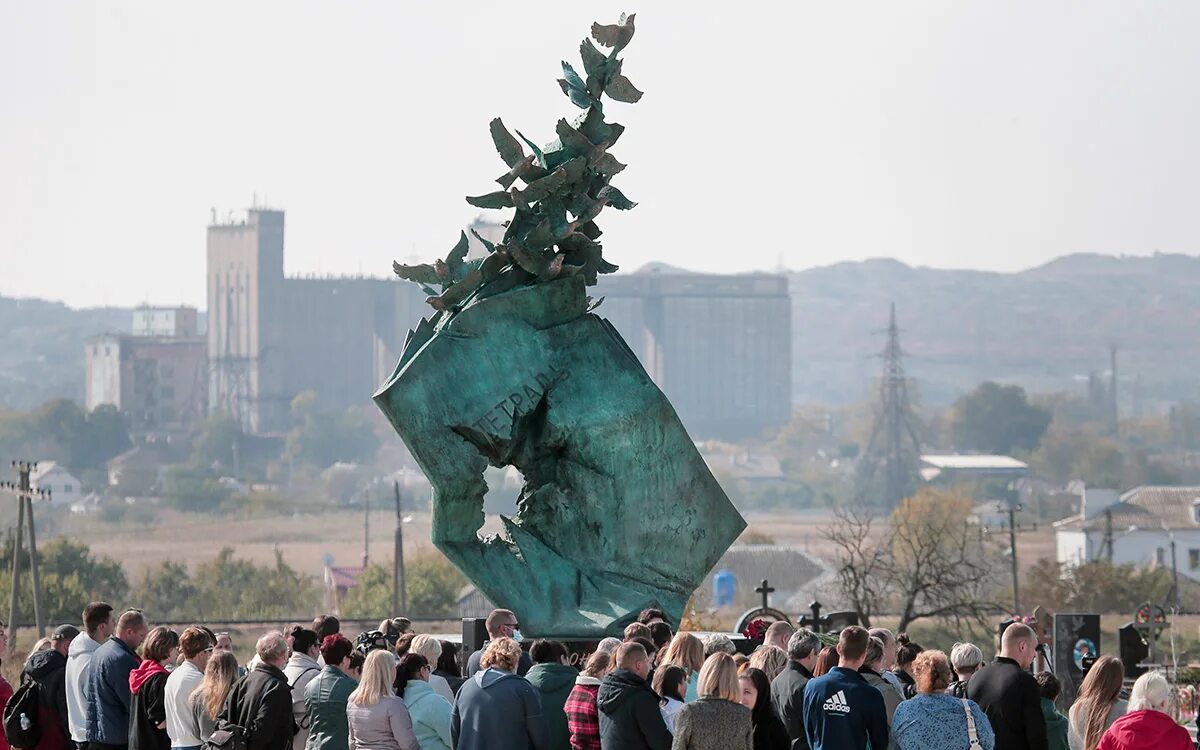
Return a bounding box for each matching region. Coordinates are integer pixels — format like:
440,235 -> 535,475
856,304 -> 923,507
1103,508 -> 1114,563
999,501 -> 1037,614
1170,537 -> 1180,613
1009,503 -> 1021,615
1,461 -> 48,647
392,481 -> 407,615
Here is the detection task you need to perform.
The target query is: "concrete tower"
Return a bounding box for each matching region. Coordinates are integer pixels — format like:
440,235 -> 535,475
206,208 -> 287,432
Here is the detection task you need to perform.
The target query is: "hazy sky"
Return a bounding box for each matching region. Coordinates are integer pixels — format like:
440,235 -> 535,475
3,1 -> 1199,309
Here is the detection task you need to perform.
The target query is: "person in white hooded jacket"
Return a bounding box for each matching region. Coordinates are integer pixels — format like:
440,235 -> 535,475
65,602 -> 113,748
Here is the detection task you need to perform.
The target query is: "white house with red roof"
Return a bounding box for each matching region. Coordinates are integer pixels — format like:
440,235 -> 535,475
1055,486 -> 1200,580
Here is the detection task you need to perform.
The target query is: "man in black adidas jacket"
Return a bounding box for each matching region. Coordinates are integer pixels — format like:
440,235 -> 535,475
802,626 -> 888,750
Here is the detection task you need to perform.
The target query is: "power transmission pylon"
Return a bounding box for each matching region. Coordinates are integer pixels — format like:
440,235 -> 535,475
855,303 -> 923,507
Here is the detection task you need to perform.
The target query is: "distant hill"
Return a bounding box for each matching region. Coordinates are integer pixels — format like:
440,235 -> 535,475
788,252 -> 1200,407
3,252 -> 1199,413
0,298 -> 132,410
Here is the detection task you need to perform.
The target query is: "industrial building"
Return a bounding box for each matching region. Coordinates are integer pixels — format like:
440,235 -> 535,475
206,208 -> 792,440
595,269 -> 792,440
85,306 -> 207,436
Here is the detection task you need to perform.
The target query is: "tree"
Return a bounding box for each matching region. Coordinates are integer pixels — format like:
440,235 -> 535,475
190,547 -> 320,619
1023,558 -> 1172,614
73,404 -> 132,470
1030,425 -> 1124,487
0,537 -> 128,624
132,561 -> 200,620
190,414 -> 244,473
822,504 -> 892,627
339,563 -> 392,618
824,488 -> 1003,631
951,382 -> 1051,455
1,400 -> 132,473
284,392 -> 380,469
341,553 -> 466,618
161,466 -> 232,513
406,554 -> 468,616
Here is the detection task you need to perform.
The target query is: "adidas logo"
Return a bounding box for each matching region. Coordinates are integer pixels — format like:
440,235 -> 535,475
823,690 -> 851,714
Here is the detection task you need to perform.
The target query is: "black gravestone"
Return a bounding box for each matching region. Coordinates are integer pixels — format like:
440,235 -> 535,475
1052,613 -> 1100,709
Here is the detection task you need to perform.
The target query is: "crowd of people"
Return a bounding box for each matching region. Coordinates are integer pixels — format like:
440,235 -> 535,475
0,603 -> 1190,750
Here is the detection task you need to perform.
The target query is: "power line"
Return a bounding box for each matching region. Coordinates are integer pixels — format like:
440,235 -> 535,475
855,303 -> 923,507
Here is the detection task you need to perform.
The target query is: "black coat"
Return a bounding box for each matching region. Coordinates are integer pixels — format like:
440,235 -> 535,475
23,649 -> 69,737
889,668 -> 917,700
753,710 -> 792,750
219,664 -> 296,750
966,657 -> 1048,750
595,669 -> 671,750
769,661 -> 811,750
128,672 -> 169,750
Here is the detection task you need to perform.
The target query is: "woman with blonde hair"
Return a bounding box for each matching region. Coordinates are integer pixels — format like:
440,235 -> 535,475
748,645 -> 788,682
409,635 -> 455,703
1068,656 -> 1126,750
346,650 -> 419,750
27,637 -> 52,659
189,652 -> 239,743
450,637 -> 548,750
891,650 -> 994,750
1096,671 -> 1190,750
947,642 -> 983,698
661,632 -> 705,702
670,653 -> 753,750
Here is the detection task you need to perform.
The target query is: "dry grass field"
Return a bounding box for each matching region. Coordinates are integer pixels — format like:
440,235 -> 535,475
52,505 -> 1061,597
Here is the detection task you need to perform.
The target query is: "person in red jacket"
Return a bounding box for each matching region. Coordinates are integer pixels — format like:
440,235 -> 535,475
1096,671 -> 1191,750
0,621 -> 12,750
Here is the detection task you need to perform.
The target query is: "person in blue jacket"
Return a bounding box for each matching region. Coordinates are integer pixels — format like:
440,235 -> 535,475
802,626 -> 888,750
85,609 -> 150,750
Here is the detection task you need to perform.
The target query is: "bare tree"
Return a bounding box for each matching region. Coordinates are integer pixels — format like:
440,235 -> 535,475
823,503 -> 892,628
823,489 -> 1003,631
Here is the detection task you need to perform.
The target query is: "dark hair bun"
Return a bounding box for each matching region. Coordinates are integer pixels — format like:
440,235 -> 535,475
896,633 -> 911,645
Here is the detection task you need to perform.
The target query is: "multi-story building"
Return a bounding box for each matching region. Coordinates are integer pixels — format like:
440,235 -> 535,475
595,269 -> 792,440
206,208 -> 427,433
207,209 -> 791,440
132,305 -> 199,337
85,330 -> 207,435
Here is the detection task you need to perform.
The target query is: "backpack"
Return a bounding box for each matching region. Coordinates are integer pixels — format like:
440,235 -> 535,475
202,721 -> 249,750
3,679 -> 41,749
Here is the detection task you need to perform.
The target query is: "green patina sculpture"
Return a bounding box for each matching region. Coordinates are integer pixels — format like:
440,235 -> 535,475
374,13 -> 746,637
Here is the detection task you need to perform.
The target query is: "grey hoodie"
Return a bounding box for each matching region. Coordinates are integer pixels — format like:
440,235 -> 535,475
65,632 -> 100,743
450,668 -> 549,750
